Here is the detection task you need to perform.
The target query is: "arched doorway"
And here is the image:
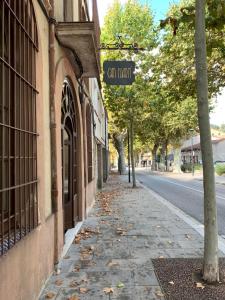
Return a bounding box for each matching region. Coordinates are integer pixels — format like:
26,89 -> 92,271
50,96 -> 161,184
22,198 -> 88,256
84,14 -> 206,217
61,80 -> 78,232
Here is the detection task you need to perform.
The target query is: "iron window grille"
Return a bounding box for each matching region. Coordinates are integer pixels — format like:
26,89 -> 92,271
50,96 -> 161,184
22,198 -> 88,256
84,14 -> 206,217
0,0 -> 38,255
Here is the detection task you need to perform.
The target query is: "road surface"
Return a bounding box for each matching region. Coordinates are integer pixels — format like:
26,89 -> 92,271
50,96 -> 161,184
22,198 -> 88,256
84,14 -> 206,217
136,169 -> 225,235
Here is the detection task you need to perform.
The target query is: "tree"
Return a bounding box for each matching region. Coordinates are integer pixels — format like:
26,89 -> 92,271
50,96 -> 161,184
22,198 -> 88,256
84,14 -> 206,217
195,0 -> 219,282
102,0 -> 157,181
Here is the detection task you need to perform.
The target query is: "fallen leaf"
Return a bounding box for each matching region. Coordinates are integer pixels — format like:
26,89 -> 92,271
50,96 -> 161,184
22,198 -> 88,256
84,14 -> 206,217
55,279 -> 63,286
103,287 -> 114,294
69,281 -> 79,288
74,236 -> 81,244
158,256 -> 164,259
155,290 -> 164,298
80,288 -> 88,294
169,281 -> 175,285
73,266 -> 80,272
54,269 -> 61,275
196,282 -> 205,289
68,296 -> 80,300
117,282 -> 125,288
116,228 -> 127,235
45,292 -> 55,299
107,261 -> 120,268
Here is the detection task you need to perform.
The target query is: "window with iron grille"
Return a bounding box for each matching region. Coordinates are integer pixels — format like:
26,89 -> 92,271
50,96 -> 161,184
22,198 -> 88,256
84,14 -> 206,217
86,105 -> 93,183
0,0 -> 38,255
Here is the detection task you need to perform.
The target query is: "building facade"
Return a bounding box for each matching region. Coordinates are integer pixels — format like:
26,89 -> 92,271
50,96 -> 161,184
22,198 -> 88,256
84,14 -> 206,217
0,1 -> 107,299
181,135 -> 225,165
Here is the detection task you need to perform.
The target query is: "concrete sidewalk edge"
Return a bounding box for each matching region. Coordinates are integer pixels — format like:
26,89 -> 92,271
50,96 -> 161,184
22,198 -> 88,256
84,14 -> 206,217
138,180 -> 225,255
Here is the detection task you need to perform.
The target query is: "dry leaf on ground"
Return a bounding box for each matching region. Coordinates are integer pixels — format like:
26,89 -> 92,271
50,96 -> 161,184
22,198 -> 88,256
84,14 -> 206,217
45,292 -> 55,299
68,296 -> 80,300
155,290 -> 164,297
54,279 -> 63,286
103,287 -> 114,294
196,282 -> 205,289
116,228 -> 127,235
54,269 -> 61,275
79,288 -> 88,294
107,261 -> 120,267
73,227 -> 100,244
73,266 -> 80,272
69,281 -> 79,288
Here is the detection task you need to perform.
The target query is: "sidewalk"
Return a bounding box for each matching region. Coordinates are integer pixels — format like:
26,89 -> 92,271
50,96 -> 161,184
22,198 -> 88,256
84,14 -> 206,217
39,174 -> 209,300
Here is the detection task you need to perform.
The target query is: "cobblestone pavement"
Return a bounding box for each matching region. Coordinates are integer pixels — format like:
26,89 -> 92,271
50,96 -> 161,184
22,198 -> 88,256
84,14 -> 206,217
39,174 -> 206,300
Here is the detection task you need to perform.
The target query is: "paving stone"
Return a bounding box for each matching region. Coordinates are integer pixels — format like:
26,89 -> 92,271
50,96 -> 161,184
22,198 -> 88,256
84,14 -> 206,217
39,175 -> 206,300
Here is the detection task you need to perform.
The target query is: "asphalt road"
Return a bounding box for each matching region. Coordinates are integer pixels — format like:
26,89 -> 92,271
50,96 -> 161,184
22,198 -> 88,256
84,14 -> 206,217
136,170 -> 225,236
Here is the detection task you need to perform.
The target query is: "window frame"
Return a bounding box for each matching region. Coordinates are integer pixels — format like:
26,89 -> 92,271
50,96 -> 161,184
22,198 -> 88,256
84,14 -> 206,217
0,0 -> 39,255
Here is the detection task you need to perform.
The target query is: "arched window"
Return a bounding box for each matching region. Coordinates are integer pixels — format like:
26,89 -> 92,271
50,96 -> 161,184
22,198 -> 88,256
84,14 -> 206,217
86,104 -> 93,183
61,80 -> 78,231
0,0 -> 38,255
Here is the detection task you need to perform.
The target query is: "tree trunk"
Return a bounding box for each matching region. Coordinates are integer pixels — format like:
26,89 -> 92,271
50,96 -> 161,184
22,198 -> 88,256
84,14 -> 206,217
113,133 -> 126,175
161,142 -> 166,171
165,140 -> 168,171
130,118 -> 136,188
195,0 -> 219,283
151,144 -> 158,171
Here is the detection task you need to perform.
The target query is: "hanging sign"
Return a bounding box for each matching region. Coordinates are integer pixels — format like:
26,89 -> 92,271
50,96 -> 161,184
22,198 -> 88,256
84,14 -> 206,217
103,60 -> 135,85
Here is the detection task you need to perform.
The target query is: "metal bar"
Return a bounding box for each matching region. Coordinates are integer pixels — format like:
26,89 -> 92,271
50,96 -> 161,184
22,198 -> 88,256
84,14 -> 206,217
7,2 -> 11,248
23,0 -> 27,233
1,0 -> 5,255
19,1 -> 22,239
14,8 -> 17,244
0,57 -> 39,93
0,0 -> 38,255
0,123 -> 38,135
27,22 -> 31,231
30,31 -> 34,230
0,181 -> 39,196
4,1 -> 38,50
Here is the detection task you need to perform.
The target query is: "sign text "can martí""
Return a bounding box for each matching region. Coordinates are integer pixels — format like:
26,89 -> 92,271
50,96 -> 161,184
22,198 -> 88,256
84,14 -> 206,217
103,61 -> 135,85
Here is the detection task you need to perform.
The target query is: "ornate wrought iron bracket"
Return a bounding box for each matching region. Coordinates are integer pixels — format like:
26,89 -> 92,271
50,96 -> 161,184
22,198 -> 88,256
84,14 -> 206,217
99,35 -> 145,53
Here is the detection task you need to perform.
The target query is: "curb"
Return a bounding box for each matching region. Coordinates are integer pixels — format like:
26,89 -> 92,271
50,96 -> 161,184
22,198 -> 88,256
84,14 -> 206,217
137,180 -> 225,255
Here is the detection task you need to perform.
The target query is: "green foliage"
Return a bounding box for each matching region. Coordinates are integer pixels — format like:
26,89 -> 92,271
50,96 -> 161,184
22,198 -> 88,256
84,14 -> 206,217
102,0 -> 225,156
215,163 -> 225,176
101,0 -> 157,144
181,163 -> 192,173
194,164 -> 203,171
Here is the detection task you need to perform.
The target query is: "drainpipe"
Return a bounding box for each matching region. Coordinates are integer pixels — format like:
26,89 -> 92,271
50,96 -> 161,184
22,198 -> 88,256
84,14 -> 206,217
49,0 -> 59,264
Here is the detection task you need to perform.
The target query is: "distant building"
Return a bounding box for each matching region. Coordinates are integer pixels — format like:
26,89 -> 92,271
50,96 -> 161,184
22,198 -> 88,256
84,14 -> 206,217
181,135 -> 225,164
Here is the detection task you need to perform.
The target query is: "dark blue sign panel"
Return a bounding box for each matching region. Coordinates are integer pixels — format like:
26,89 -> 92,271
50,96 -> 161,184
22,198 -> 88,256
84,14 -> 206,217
103,60 -> 135,85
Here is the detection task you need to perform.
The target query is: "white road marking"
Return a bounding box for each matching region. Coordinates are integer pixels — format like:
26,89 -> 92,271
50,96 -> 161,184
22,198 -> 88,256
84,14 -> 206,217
142,174 -> 225,200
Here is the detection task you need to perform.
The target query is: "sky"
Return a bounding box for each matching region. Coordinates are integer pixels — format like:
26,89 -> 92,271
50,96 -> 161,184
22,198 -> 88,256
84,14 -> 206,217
97,0 -> 225,126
